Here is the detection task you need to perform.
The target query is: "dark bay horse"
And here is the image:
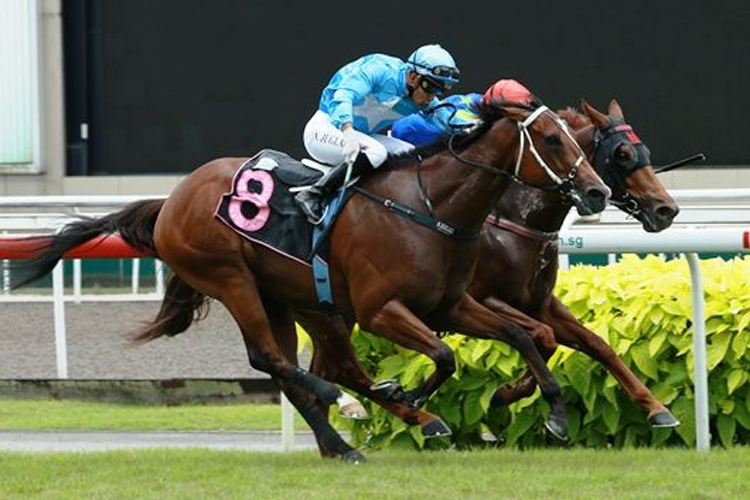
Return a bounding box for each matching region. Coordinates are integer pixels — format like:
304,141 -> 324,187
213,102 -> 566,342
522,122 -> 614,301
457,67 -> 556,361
303,99 -> 680,451
11,102 -> 609,462
476,100 -> 680,426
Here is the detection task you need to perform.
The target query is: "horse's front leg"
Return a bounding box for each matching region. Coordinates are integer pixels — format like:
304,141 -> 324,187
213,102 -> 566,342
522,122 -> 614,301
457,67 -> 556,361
360,299 -> 457,410
479,296 -> 558,407
300,312 -> 452,438
545,296 -> 679,427
445,294 -> 568,441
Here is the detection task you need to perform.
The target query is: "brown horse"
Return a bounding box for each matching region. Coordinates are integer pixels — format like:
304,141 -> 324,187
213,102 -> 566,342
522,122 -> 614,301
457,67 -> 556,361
303,99 -> 680,452
477,100 -> 680,427
11,102 -> 609,462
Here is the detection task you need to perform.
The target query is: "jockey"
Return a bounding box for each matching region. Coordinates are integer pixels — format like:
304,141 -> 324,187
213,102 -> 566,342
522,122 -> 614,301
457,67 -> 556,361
295,44 -> 460,224
391,79 -> 534,147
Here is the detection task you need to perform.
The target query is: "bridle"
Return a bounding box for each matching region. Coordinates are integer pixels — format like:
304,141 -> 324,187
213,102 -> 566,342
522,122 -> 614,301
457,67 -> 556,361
447,105 -> 588,205
354,104 -> 588,241
591,118 -> 652,218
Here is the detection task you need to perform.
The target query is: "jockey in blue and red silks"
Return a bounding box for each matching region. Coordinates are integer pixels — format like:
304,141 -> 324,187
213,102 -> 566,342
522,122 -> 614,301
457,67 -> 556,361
295,44 -> 461,224
391,79 -> 535,147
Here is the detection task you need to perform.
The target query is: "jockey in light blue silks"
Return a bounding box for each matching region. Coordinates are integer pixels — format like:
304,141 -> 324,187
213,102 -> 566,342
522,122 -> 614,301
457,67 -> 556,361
391,79 -> 535,147
295,44 -> 460,223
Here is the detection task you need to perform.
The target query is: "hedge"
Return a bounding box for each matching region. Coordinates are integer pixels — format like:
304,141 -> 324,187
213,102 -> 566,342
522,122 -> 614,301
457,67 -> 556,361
317,255 -> 750,449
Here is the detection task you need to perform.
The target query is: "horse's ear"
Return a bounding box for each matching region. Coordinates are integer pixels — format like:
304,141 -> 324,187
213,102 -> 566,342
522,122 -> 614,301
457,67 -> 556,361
580,99 -> 610,129
608,99 -> 625,120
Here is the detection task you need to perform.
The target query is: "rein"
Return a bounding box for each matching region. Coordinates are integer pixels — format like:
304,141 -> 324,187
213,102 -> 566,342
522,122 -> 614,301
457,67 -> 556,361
416,155 -> 436,217
348,106 -> 587,242
447,105 -> 586,203
485,114 -> 647,235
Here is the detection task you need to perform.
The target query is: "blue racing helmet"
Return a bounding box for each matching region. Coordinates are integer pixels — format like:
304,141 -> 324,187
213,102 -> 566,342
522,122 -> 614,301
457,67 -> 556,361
406,44 -> 460,94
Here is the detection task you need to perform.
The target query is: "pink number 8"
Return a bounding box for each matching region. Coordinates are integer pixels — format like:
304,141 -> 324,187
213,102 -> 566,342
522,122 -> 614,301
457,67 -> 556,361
228,169 -> 275,232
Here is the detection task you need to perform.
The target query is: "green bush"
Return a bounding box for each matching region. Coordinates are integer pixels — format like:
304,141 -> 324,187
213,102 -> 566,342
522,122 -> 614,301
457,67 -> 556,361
325,255 -> 750,449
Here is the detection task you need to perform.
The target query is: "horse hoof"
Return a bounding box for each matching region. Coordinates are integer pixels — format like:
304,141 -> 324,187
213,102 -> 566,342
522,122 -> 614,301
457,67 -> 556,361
340,450 -> 367,464
339,401 -> 369,420
648,410 -> 680,428
544,416 -> 568,441
370,379 -> 403,400
337,392 -> 369,420
422,419 -> 452,438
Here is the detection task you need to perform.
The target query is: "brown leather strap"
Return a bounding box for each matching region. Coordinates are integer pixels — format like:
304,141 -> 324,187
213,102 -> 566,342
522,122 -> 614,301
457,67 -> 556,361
484,214 -> 558,242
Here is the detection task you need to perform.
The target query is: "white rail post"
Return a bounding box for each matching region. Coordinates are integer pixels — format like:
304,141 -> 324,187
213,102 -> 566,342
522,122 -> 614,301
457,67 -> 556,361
72,207 -> 82,303
52,261 -> 68,379
280,391 -> 294,452
558,213 -> 576,270
1,259 -> 8,294
155,259 -> 165,296
2,231 -> 9,294
73,259 -> 82,303
686,253 -> 710,451
131,258 -> 140,294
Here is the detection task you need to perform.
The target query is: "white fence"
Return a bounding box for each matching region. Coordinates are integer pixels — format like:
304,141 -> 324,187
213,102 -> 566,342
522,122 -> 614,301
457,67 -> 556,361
2,190 -> 750,452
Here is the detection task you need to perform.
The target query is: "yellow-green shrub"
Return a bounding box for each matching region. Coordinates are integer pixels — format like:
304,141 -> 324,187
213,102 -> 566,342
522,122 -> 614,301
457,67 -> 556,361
333,255 -> 750,449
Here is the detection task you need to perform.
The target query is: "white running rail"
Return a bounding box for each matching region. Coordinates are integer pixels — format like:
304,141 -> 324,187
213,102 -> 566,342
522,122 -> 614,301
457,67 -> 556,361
2,190 -> 750,452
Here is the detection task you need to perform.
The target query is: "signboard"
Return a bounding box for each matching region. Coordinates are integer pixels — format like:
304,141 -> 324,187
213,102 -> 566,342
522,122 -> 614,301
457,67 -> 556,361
559,227 -> 750,254
0,0 -> 41,173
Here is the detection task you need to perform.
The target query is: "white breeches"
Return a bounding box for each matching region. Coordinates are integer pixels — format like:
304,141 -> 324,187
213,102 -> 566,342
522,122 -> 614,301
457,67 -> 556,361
302,110 -> 414,167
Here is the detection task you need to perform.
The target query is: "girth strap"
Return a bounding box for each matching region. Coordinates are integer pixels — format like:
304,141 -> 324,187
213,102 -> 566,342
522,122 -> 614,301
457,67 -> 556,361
485,214 -> 559,241
352,187 -> 480,241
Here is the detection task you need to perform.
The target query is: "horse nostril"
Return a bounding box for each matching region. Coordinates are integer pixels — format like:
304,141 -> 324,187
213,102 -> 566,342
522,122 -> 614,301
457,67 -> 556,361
656,204 -> 679,222
585,188 -> 609,211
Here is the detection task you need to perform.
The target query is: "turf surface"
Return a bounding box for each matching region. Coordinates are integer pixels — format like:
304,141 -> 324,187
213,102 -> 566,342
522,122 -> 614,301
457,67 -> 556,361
1,447 -> 746,500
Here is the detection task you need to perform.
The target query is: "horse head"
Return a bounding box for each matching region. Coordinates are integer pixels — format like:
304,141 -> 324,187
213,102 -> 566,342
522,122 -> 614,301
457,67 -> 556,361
579,99 -> 679,232
484,102 -> 611,216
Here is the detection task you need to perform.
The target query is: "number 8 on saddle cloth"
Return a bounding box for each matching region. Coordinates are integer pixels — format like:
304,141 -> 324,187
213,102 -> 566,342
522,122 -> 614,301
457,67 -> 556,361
214,149 -> 353,312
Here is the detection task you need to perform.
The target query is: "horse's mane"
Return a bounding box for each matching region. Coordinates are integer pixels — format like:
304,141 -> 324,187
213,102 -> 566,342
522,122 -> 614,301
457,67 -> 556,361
387,98 -> 543,168
556,107 -> 591,131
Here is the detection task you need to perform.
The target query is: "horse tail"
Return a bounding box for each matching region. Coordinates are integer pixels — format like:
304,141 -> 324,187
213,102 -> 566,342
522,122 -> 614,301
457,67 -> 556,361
131,272 -> 210,344
11,199 -> 165,289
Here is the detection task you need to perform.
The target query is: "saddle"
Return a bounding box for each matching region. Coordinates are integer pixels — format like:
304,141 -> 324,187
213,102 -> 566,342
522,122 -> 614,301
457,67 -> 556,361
269,153 -> 328,187
214,149 -> 335,264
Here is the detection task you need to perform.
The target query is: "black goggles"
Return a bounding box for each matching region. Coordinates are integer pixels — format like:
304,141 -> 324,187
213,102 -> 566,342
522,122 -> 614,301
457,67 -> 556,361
410,62 -> 460,81
420,76 -> 452,95
431,65 -> 460,80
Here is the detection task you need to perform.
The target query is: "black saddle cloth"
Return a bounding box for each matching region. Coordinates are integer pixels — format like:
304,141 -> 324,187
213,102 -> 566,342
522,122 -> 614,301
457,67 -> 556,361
214,149 -> 326,264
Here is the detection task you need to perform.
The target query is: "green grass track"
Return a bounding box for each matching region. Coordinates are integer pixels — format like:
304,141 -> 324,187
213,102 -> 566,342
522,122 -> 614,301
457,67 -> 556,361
0,448 -> 747,500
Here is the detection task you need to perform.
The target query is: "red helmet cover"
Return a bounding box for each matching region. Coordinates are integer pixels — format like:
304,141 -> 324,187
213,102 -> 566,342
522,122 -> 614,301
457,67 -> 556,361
482,79 -> 533,106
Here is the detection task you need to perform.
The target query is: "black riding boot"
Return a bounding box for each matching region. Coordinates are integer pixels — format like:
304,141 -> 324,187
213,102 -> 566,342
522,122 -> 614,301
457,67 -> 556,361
295,155 -> 373,224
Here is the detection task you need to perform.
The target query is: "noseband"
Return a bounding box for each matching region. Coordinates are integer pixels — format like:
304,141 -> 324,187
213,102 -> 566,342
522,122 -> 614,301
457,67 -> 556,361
448,105 -> 587,204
